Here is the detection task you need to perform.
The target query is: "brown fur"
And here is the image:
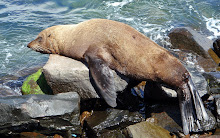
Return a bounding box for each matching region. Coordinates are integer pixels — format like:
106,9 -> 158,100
28,19 -> 187,89
28,19 -> 210,134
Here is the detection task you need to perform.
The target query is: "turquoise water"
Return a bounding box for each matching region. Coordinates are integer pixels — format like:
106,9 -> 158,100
0,0 -> 219,92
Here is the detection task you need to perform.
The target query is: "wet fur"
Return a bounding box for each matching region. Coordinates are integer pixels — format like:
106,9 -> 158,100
28,19 -> 209,135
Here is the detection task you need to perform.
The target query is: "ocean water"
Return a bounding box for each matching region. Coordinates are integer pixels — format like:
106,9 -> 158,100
0,0 -> 219,94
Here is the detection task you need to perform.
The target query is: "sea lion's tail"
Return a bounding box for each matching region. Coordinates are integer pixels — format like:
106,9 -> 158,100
178,75 -> 209,135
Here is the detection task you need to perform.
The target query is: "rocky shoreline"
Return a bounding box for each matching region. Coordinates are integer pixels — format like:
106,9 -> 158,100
0,28 -> 220,137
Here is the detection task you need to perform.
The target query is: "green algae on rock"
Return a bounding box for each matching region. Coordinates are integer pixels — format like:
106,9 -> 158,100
21,69 -> 53,95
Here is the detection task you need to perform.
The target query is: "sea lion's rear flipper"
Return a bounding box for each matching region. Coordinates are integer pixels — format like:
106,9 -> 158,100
86,56 -> 117,107
178,75 -> 209,135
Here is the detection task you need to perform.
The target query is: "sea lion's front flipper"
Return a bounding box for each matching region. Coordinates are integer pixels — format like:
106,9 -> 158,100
178,74 -> 209,135
86,55 -> 117,107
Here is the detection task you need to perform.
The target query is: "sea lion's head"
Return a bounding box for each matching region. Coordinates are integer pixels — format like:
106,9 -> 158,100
27,26 -> 60,54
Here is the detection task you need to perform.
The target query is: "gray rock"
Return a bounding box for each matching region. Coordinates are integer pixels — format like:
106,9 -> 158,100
0,92 -> 79,120
43,54 -> 129,99
169,27 -> 213,58
84,109 -> 144,137
0,92 -> 81,136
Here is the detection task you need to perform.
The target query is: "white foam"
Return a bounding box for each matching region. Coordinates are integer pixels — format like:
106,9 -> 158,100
106,0 -> 133,8
203,16 -> 220,39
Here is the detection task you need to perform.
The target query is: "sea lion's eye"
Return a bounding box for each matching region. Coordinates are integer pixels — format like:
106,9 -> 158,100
48,34 -> 51,37
37,36 -> 42,42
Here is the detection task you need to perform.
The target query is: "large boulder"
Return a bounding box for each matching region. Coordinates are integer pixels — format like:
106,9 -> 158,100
0,92 -> 81,136
169,27 -> 213,58
43,55 -> 129,99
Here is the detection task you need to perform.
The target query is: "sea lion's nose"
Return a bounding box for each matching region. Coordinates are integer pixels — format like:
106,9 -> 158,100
27,42 -> 31,48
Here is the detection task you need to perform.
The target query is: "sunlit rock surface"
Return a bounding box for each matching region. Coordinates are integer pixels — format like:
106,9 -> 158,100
169,27 -> 213,58
0,92 -> 81,136
127,121 -> 171,138
43,54 -> 129,99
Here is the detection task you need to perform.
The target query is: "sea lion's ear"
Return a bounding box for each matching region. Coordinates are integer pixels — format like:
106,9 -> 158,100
86,55 -> 117,107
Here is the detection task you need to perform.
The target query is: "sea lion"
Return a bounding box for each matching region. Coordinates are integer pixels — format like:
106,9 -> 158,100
27,19 -> 209,134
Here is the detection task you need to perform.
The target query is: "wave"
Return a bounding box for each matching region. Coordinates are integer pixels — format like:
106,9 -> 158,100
203,16 -> 220,39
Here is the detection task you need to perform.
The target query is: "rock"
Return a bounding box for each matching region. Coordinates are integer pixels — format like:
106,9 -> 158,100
127,121 -> 171,138
43,54 -> 129,99
0,92 -> 79,120
21,69 -> 52,95
149,112 -> 182,133
170,49 -> 216,72
0,92 -> 81,136
20,132 -> 47,138
208,48 -> 220,66
213,38 -> 220,57
203,72 -> 220,95
100,130 -> 127,138
169,27 -> 213,58
83,108 -> 144,137
145,101 -> 183,133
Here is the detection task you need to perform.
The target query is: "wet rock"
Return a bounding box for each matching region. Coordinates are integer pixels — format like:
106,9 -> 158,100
203,72 -> 220,95
127,121 -> 171,138
0,92 -> 79,120
21,69 -> 53,95
83,108 -> 144,137
171,49 -> 216,72
169,27 -> 213,58
213,38 -> 220,57
0,92 -> 81,136
43,55 -> 129,99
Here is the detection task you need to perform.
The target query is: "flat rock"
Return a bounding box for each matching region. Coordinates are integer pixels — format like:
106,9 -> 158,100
169,27 -> 213,58
0,92 -> 81,136
0,92 -> 79,124
127,121 -> 171,138
43,55 -> 129,99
